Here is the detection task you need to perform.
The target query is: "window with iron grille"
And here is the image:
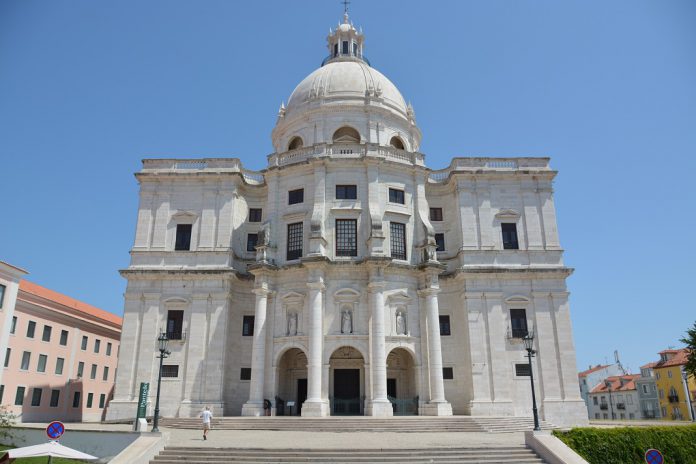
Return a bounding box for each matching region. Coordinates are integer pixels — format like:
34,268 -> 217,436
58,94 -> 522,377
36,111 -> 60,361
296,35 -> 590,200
442,368 -> 454,380
336,185 -> 357,200
335,219 -> 358,257
390,222 -> 406,260
247,233 -> 258,252
50,389 -> 60,407
515,363 -> 531,377
249,208 -> 262,222
439,315 -> 451,336
175,224 -> 193,251
435,233 -> 445,252
388,188 -> 405,204
161,365 -> 179,378
288,188 -> 304,205
242,316 -> 255,336
501,223 -> 519,250
510,309 -> 528,338
429,208 -> 443,221
240,368 -> 252,380
167,310 -> 184,340
287,222 -> 303,260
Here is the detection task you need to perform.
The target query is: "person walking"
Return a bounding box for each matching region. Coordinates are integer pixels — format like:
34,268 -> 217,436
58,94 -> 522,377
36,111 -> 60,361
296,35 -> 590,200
199,406 -> 213,440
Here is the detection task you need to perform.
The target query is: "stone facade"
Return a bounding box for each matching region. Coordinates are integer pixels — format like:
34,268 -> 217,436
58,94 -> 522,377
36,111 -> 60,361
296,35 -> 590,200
106,13 -> 588,428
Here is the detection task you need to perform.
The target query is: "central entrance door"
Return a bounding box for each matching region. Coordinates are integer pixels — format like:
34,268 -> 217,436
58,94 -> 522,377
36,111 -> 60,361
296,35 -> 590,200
333,369 -> 360,415
296,379 -> 307,416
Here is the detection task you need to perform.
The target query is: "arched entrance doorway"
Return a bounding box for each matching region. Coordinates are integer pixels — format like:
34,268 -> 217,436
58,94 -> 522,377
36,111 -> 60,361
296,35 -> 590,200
329,346 -> 365,415
276,348 -> 307,416
387,348 -> 418,415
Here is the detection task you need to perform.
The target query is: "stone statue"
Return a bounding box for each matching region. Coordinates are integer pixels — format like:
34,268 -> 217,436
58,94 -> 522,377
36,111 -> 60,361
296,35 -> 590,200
396,310 -> 406,335
287,312 -> 297,336
341,309 -> 353,334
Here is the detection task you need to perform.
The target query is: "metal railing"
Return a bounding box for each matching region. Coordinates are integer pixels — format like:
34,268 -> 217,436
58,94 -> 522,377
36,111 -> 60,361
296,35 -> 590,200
321,54 -> 371,67
330,396 -> 363,415
166,331 -> 186,341
388,395 -> 419,416
616,403 -> 626,410
668,394 -> 679,403
600,403 -> 608,410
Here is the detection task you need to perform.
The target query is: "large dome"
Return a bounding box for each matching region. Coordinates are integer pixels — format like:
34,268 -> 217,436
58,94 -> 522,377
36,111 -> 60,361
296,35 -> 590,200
284,60 -> 409,120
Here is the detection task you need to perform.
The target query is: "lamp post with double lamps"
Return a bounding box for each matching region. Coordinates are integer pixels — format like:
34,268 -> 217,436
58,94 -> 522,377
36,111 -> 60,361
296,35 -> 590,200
522,330 -> 541,431
152,332 -> 170,432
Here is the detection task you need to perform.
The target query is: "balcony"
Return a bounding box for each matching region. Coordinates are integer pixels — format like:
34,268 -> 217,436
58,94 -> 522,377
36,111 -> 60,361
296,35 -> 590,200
600,403 -> 608,410
166,331 -> 186,342
668,394 -> 679,403
642,411 -> 657,419
616,403 -> 626,410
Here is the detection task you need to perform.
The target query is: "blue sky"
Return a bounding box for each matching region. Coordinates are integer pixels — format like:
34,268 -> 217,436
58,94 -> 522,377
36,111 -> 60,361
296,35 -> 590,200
1,0 -> 695,373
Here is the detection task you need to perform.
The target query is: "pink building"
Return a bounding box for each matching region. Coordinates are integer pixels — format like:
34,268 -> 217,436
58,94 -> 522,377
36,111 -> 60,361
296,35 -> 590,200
0,262 -> 122,422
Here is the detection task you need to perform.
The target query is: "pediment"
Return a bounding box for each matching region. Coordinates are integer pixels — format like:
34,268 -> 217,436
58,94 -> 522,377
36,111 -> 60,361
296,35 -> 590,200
495,209 -> 520,219
505,294 -> 530,304
334,288 -> 361,302
386,290 -> 412,303
171,210 -> 198,222
281,291 -> 305,303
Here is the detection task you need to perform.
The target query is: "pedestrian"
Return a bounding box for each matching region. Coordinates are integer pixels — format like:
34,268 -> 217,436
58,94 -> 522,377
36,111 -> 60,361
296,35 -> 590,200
199,406 -> 213,440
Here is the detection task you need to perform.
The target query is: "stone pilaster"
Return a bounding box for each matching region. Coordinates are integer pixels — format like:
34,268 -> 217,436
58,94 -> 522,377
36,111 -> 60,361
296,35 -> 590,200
302,273 -> 329,416
366,271 -> 392,416
241,283 -> 271,416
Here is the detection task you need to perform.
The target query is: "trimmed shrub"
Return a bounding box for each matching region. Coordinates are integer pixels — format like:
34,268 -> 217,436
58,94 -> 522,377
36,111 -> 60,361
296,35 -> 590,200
554,426 -> 696,464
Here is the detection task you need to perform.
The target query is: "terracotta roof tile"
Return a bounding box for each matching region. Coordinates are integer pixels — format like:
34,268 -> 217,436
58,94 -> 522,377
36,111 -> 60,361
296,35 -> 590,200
654,349 -> 690,368
578,364 -> 611,377
589,374 -> 640,394
640,362 -> 657,369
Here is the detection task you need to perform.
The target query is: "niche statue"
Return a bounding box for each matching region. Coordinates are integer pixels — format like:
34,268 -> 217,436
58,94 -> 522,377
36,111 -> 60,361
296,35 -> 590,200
396,310 -> 407,335
341,309 -> 353,334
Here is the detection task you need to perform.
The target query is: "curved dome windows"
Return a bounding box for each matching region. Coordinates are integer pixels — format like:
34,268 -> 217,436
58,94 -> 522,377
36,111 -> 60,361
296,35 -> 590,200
288,136 -> 304,151
333,126 -> 361,143
389,136 -> 405,150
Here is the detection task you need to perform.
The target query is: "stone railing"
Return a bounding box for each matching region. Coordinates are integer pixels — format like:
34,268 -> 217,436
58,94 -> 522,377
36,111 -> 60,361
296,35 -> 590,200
267,143 -> 426,167
428,157 -> 551,183
140,158 -> 265,185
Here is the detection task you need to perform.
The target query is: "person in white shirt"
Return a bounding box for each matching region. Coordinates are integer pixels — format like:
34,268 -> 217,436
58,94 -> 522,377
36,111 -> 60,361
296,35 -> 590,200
199,406 -> 213,440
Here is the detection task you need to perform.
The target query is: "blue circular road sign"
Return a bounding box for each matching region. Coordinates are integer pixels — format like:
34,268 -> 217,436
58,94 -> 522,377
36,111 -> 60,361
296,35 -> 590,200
645,449 -> 664,464
46,421 -> 65,440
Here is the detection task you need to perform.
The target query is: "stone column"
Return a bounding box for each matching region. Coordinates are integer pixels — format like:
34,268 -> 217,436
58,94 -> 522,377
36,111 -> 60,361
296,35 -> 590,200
241,283 -> 270,416
419,274 -> 452,416
366,263 -> 392,416
302,275 -> 329,416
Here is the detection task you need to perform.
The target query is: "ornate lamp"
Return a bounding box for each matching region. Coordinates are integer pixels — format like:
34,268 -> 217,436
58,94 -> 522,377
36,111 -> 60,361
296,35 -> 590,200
152,332 -> 170,432
522,330 -> 541,431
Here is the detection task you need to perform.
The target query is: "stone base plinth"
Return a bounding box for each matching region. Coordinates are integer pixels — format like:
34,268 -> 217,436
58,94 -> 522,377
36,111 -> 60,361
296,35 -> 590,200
469,400 -> 514,417
301,400 -> 329,417
420,401 -> 453,416
365,400 -> 394,417
241,402 -> 265,416
542,399 -> 589,428
179,401 -> 224,418
105,399 -> 140,421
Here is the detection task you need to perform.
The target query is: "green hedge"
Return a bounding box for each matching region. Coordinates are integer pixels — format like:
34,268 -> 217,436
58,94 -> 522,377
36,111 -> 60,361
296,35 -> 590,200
553,426 -> 696,464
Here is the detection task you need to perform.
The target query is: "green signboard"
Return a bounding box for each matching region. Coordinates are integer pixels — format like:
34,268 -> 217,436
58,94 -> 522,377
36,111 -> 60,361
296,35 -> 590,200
137,382 -> 149,419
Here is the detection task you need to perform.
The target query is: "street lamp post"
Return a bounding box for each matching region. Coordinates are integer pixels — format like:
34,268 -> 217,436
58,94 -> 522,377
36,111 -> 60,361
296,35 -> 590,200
522,330 -> 541,431
152,332 -> 170,432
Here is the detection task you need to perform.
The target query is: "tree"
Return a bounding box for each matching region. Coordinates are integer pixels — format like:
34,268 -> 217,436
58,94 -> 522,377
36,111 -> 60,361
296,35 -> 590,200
681,320 -> 696,378
0,404 -> 16,444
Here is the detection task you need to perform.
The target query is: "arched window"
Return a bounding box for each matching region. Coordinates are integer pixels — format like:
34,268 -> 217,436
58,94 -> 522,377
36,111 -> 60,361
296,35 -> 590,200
332,126 -> 360,143
288,136 -> 303,151
389,136 -> 405,150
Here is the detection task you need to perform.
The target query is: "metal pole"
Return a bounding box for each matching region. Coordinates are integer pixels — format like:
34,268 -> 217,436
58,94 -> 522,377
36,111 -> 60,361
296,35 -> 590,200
152,351 -> 164,432
683,371 -> 694,422
608,387 -> 614,420
527,349 -> 541,431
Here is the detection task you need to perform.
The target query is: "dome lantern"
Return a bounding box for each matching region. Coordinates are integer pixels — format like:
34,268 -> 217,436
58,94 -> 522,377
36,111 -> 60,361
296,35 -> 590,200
322,12 -> 367,67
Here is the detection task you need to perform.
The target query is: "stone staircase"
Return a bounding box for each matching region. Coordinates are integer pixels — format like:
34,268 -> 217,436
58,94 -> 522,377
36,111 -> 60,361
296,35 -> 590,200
159,416 -> 554,433
151,446 -> 546,463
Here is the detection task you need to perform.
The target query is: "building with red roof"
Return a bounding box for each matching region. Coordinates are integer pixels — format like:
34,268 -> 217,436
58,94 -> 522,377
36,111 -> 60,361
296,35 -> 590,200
587,374 -> 641,421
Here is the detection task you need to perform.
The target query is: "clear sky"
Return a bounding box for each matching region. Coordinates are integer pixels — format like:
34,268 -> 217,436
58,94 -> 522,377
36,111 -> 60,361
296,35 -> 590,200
1,0 -> 695,374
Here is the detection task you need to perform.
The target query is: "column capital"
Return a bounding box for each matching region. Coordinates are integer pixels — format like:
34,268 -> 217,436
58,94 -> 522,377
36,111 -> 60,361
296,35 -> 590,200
367,281 -> 386,292
306,281 -> 325,291
417,287 -> 440,297
252,285 -> 272,297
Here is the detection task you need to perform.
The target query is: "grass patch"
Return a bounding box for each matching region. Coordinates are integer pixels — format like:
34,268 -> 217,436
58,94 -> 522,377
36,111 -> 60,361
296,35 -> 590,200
0,445 -> 90,463
553,425 -> 696,464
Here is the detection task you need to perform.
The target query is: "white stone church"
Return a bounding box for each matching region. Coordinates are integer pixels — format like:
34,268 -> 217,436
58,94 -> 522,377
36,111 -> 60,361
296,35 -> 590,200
106,13 -> 587,427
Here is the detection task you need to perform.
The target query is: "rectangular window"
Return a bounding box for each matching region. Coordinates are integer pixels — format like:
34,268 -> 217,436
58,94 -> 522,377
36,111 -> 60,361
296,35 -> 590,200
37,354 -> 47,373
166,310 -> 184,340
342,40 -> 349,55
659,389 -> 664,399
72,391 -> 81,408
103,366 -> 109,381
603,413 -> 608,419
439,315 -> 451,336
77,361 -> 84,378
595,413 -> 600,419
242,316 -> 255,336
59,330 -> 68,346
643,385 -> 648,394
15,386 -> 25,406
390,222 -> 407,260
335,219 -> 358,257
668,370 -> 672,378
10,316 -> 17,334
0,284 -> 5,308
429,207 -> 443,221
3,348 -> 9,368
247,233 -> 259,252
90,364 -> 97,380
86,392 -> 94,408
249,208 -> 262,222
20,351 -> 30,370
42,325 -> 52,342
94,339 -> 101,353
27,320 -> 36,338
593,396 -> 598,405
55,357 -> 64,375
510,308 -> 528,338
240,368 -> 252,380
175,224 -> 193,251
31,388 -> 42,407
501,223 -> 519,250
388,188 -> 405,204
50,389 -> 60,407
336,185 -> 357,200
106,342 -> 112,356
99,393 -> 106,408
442,367 -> 454,380
435,233 -> 445,252
161,365 -> 179,378
287,222 -> 303,260
288,188 -> 304,205
515,363 -> 531,377
81,335 -> 88,350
